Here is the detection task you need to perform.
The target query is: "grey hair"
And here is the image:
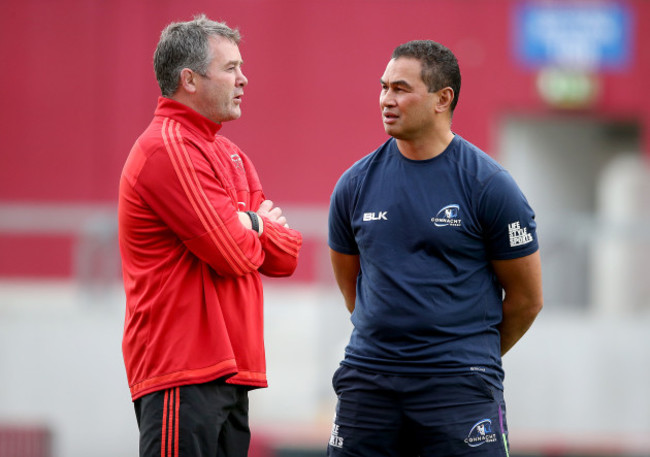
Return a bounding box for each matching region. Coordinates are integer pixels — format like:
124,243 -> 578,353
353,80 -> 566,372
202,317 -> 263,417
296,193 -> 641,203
154,14 -> 241,97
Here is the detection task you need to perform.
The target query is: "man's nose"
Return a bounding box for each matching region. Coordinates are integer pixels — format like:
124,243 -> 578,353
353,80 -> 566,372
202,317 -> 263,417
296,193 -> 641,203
237,69 -> 248,87
381,93 -> 395,107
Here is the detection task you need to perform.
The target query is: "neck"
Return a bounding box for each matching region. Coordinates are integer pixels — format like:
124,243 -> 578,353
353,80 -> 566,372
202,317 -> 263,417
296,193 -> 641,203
170,93 -> 196,114
396,129 -> 455,161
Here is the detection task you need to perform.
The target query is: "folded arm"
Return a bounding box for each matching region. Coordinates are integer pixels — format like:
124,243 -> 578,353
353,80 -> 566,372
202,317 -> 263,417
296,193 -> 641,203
132,140 -> 265,277
253,200 -> 302,277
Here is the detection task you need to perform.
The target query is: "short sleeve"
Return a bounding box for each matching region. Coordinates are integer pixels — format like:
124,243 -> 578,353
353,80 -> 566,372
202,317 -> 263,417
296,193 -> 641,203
480,170 -> 539,260
328,170 -> 360,255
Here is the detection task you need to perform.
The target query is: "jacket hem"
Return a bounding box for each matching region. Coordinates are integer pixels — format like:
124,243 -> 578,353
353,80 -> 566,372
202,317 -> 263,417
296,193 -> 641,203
129,359 -> 240,401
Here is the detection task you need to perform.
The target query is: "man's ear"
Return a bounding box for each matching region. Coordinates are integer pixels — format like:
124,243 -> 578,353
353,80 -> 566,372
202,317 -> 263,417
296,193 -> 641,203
435,87 -> 454,114
179,68 -> 198,94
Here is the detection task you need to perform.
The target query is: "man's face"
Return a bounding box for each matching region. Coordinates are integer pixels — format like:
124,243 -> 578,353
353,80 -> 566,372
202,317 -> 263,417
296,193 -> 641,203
379,57 -> 437,140
194,36 -> 248,124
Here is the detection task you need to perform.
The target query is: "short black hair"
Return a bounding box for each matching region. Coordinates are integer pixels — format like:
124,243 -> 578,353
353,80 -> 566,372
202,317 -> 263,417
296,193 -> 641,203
392,40 -> 461,113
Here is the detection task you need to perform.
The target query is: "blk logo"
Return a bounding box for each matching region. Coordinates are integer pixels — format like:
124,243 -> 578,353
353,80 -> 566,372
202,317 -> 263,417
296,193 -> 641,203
363,211 -> 388,221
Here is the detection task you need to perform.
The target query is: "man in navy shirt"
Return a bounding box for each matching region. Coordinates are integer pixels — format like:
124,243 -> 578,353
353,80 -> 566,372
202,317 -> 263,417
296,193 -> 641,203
327,40 -> 543,457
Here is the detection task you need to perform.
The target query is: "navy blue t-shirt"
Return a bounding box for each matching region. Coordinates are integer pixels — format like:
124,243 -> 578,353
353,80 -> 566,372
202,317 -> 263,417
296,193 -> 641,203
328,135 -> 538,390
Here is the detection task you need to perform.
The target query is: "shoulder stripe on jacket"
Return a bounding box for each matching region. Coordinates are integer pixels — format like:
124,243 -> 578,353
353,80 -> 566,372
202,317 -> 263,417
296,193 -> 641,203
161,118 -> 257,275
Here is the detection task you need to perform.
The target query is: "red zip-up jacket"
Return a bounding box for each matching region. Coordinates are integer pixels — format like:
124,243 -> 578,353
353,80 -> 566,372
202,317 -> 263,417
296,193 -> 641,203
118,97 -> 302,401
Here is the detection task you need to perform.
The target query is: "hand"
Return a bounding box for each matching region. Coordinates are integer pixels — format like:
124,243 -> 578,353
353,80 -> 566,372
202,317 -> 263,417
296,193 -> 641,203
237,211 -> 262,236
237,211 -> 253,230
257,200 -> 289,228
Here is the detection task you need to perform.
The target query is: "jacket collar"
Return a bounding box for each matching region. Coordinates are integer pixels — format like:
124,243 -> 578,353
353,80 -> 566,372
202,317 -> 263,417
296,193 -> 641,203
154,96 -> 223,140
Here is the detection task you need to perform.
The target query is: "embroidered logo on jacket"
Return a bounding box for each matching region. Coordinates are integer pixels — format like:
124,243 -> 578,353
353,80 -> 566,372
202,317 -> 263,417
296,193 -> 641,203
432,204 -> 462,227
230,153 -> 244,170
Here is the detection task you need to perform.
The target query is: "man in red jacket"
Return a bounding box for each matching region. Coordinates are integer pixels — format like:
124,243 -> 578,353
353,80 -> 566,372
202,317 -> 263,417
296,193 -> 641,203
118,14 -> 302,457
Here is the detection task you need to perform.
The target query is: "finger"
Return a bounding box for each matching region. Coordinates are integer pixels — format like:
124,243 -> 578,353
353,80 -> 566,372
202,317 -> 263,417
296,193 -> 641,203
258,200 -> 273,212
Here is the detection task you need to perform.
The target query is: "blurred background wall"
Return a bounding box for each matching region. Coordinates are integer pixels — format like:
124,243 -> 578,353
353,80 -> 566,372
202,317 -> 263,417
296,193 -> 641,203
0,0 -> 649,456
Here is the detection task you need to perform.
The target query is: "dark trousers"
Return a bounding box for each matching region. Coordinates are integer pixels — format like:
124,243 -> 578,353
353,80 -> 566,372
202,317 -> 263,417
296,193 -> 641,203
327,365 -> 510,457
135,378 -> 251,457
